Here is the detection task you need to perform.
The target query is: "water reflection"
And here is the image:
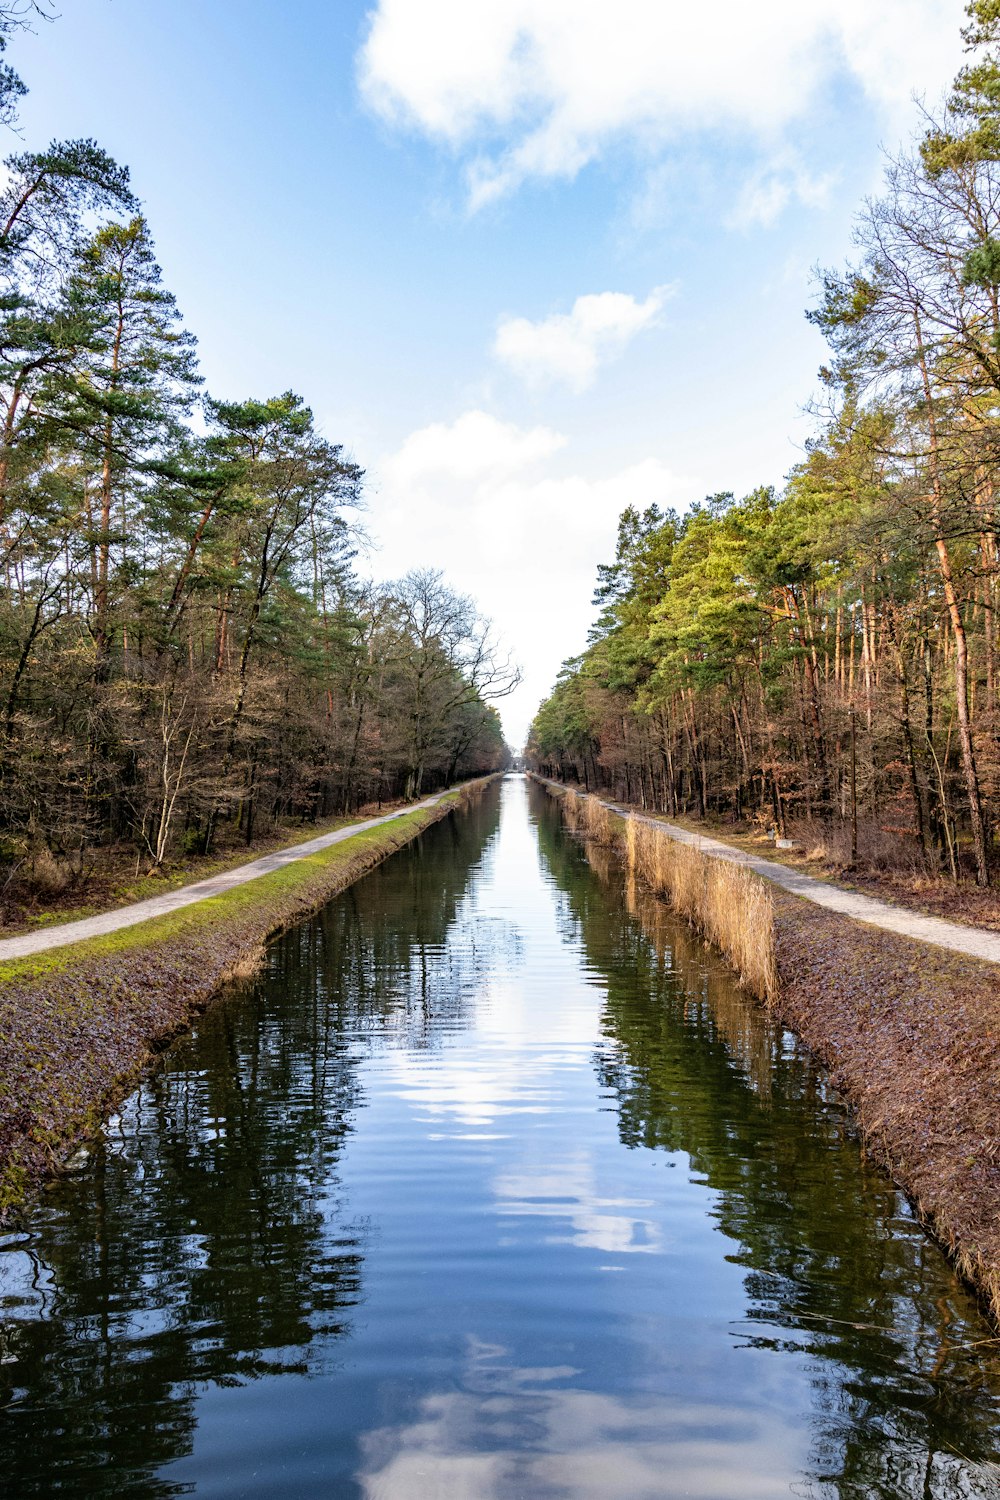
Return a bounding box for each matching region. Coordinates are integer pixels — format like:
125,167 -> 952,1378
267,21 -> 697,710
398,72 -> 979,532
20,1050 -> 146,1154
494,1153 -> 662,1255
359,1341 -> 800,1500
0,792 -> 504,1495
0,778 -> 997,1499
530,780 -> 1000,1498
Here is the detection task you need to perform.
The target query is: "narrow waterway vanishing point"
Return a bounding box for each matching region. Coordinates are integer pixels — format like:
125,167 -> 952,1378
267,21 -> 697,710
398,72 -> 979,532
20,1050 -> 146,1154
1,777 -> 999,1498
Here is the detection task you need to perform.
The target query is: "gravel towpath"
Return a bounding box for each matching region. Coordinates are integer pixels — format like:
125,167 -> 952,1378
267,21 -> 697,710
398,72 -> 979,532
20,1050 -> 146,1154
0,792 -> 450,964
8,778 -> 1000,968
545,780 -> 1000,965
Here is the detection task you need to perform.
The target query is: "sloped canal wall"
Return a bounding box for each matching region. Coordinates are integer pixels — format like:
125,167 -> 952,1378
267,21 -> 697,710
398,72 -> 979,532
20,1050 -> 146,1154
534,774 -> 1000,1326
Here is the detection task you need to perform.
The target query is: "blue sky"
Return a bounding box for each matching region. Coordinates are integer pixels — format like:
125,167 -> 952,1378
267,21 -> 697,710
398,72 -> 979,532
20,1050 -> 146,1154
13,0 -> 968,743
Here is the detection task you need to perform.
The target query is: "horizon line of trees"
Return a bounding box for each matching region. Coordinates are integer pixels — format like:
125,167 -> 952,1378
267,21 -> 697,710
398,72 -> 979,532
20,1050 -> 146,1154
528,1 -> 1000,886
0,7 -> 513,898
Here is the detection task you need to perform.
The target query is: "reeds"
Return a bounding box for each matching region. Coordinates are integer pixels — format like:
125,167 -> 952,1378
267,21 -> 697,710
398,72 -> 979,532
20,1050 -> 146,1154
551,778 -> 778,1005
623,818 -> 777,1004
560,787 -> 584,833
624,873 -> 775,1099
560,787 -> 618,845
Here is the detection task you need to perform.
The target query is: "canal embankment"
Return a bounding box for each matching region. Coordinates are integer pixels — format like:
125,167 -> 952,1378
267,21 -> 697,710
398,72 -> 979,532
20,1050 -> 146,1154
533,774 -> 1000,1325
9,773 -> 999,1494
0,779 -> 496,1220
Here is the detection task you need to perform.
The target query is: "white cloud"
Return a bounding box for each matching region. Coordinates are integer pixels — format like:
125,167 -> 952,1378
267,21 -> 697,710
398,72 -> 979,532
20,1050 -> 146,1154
359,1360 -> 808,1499
494,287 -> 669,391
372,410 -> 692,746
728,153 -> 838,231
358,0 -> 964,207
494,1154 -> 662,1254
385,1046 -> 563,1129
384,409 -> 565,488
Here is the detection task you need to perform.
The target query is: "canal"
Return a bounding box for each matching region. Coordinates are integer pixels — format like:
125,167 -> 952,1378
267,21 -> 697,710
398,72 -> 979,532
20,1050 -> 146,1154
1,776 -> 999,1497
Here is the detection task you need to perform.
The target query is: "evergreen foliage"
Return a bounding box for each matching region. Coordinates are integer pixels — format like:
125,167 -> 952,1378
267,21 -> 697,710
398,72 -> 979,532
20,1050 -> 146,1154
529,2 -> 1000,885
0,18 -> 512,898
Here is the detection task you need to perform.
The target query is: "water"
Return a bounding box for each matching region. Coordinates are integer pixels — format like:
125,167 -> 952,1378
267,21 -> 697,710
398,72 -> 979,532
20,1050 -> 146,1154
1,776 -> 999,1498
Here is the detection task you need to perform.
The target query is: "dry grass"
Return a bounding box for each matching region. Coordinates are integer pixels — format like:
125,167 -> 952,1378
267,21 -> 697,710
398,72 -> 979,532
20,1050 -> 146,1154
622,873 -> 776,1100
551,778 -> 777,1004
560,787 -> 619,845
785,816 -> 929,875
622,819 -> 778,1003
24,848 -> 75,897
221,943 -> 267,983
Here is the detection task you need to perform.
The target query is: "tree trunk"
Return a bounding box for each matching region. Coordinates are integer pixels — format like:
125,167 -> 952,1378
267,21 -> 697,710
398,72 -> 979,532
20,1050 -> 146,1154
915,315 -> 990,884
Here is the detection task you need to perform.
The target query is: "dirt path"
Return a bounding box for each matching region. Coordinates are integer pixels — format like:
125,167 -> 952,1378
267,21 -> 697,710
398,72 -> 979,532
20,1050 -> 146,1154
0,792 -> 451,965
542,779 -> 1000,966
10,775 -> 1000,969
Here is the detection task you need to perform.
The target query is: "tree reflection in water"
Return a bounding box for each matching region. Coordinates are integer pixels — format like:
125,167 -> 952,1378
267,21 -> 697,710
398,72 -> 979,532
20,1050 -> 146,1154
0,791 -> 503,1496
530,781 -> 1000,1500
1,781 -> 999,1500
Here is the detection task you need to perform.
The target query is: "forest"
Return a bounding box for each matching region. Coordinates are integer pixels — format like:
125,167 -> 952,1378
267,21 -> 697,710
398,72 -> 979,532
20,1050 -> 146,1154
0,6 -> 511,907
528,0 -> 1000,888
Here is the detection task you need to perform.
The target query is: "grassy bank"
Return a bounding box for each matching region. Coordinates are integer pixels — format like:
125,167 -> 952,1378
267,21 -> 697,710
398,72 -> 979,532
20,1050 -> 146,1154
538,776 -> 1000,1326
0,779 -> 494,1219
0,797 -> 427,940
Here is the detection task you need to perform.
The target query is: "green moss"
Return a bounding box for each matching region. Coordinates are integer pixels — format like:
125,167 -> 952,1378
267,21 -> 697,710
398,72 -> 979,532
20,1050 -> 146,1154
26,906 -> 100,929
0,1160 -> 27,1213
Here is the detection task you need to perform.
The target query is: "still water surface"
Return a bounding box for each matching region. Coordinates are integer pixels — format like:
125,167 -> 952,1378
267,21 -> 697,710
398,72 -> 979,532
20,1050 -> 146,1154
2,777 -> 1000,1497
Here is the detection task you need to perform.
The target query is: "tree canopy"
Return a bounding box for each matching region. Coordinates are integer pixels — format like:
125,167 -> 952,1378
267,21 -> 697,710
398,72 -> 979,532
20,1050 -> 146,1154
0,18 -> 512,899
529,2 -> 1000,885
